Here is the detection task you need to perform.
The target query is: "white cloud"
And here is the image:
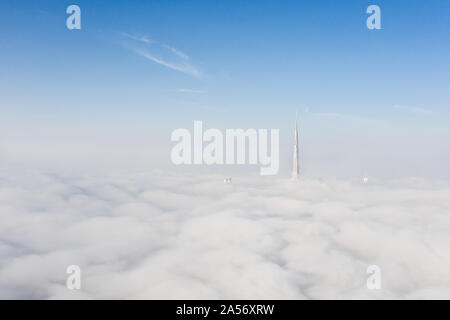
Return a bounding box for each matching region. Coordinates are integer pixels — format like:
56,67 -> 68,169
119,32 -> 152,44
162,44 -> 189,60
178,88 -> 206,94
135,50 -> 202,78
1,169 -> 450,299
304,109 -> 368,122
393,104 -> 433,115
313,112 -> 346,118
119,33 -> 202,78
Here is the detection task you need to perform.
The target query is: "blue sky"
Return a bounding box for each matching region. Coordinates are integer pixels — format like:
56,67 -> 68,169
1,0 -> 449,177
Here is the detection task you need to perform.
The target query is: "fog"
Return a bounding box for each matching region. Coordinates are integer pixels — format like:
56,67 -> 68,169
1,168 -> 450,299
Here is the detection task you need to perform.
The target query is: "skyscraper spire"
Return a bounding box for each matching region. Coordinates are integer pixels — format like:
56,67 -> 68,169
292,113 -> 300,179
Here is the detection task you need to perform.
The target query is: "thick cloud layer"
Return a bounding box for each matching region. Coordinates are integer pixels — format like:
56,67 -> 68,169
1,169 -> 450,299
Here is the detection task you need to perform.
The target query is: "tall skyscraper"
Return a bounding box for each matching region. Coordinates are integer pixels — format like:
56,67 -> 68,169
292,114 -> 300,179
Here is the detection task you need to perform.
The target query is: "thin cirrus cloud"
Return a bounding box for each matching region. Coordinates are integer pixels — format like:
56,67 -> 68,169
162,44 -> 189,61
304,108 -> 348,119
178,88 -> 206,94
393,104 -> 433,115
305,109 -> 370,122
120,32 -> 152,44
134,50 -> 202,78
120,32 -> 202,78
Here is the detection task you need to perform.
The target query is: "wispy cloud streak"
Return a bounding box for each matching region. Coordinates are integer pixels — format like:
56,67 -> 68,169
120,33 -> 202,78
178,88 -> 206,94
135,50 -> 202,78
120,32 -> 152,44
162,45 -> 189,60
393,104 -> 433,115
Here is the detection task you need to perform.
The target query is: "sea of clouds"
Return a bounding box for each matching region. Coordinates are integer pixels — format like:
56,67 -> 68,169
1,168 -> 450,299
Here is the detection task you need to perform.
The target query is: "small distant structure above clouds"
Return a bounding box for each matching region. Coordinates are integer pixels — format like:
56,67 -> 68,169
224,178 -> 232,184
363,177 -> 369,184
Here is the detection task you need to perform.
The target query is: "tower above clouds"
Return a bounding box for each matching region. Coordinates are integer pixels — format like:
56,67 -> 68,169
292,114 -> 300,179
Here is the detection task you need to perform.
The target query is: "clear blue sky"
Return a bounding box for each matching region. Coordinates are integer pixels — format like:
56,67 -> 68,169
1,0 -> 449,177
